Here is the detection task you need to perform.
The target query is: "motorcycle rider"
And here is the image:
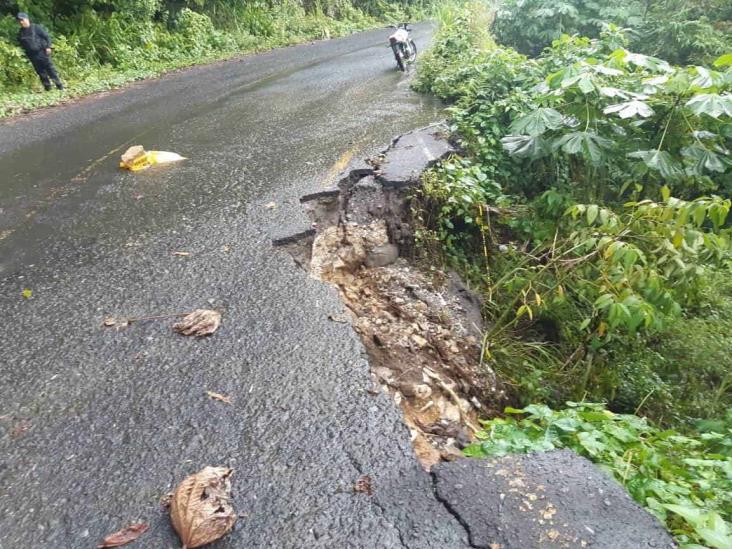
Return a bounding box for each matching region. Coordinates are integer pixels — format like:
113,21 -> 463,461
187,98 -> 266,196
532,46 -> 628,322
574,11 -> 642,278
16,12 -> 64,91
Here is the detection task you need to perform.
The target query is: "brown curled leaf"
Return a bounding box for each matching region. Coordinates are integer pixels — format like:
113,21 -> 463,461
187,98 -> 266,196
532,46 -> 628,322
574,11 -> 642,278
97,523 -> 149,548
170,467 -> 237,549
173,309 -> 221,337
206,391 -> 233,405
354,474 -> 373,496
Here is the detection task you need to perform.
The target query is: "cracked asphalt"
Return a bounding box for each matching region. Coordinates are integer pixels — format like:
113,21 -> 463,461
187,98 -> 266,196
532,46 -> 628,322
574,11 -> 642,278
0,24 -> 474,548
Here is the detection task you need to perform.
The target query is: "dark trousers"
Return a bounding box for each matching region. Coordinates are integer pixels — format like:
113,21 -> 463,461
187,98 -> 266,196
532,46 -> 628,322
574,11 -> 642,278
28,52 -> 62,90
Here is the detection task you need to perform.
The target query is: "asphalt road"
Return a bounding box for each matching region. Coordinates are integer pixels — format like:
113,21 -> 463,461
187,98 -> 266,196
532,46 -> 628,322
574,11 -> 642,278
0,25 -> 472,548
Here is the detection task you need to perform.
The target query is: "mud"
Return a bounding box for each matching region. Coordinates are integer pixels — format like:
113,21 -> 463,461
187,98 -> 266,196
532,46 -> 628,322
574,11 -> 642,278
277,125 -> 506,469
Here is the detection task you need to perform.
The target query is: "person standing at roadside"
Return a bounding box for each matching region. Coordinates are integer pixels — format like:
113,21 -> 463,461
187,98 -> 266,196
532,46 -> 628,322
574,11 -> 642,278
16,12 -> 64,91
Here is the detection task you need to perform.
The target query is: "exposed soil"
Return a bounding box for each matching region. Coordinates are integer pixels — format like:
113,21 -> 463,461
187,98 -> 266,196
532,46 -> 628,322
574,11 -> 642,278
276,126 -> 506,469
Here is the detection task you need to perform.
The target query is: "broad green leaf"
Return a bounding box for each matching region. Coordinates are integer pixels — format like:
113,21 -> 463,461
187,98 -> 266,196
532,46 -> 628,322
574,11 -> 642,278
600,87 -> 631,99
663,504 -> 704,525
553,131 -> 611,164
604,99 -> 654,119
692,130 -> 718,140
521,404 -> 554,419
587,204 -> 599,225
628,150 -> 683,180
502,135 -> 550,159
664,71 -> 692,93
623,51 -> 673,73
713,53 -> 732,68
696,529 -> 732,549
595,293 -> 615,310
661,185 -> 671,202
691,67 -> 720,89
504,406 -> 527,415
592,64 -> 624,76
547,64 -> 583,89
682,145 -> 729,174
578,74 -> 596,94
577,431 -> 606,456
509,108 -> 564,136
551,417 -> 580,432
644,75 -> 669,87
686,94 -> 732,119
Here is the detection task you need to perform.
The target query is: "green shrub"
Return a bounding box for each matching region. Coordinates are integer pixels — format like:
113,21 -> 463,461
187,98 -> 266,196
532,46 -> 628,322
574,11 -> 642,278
491,0 -> 732,65
414,0 -> 732,421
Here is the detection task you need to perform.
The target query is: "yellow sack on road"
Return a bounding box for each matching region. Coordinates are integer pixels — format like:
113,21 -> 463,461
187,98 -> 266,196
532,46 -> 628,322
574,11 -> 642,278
120,145 -> 187,171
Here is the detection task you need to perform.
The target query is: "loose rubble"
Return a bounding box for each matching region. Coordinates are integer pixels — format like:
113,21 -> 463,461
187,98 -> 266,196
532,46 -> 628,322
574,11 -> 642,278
276,125 -> 506,468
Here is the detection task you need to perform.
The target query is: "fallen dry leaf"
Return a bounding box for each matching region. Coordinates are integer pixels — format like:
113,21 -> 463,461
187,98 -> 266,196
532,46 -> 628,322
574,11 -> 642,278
206,391 -> 232,405
172,251 -> 190,257
103,317 -> 130,329
97,523 -> 149,548
265,202 -> 277,209
170,467 -> 237,549
354,475 -> 373,496
173,309 -> 221,337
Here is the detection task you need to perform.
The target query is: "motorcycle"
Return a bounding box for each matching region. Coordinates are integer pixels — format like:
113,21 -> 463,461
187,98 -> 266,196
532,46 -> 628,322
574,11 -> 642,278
388,23 -> 417,72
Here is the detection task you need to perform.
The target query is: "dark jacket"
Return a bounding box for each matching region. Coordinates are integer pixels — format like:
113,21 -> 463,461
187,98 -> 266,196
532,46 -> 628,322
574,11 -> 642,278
18,23 -> 52,57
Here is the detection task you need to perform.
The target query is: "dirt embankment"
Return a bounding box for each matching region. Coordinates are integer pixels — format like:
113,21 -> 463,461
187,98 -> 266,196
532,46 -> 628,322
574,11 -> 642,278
276,125 -> 506,469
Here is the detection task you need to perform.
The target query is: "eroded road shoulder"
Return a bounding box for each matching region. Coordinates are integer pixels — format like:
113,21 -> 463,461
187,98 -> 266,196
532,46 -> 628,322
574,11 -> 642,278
277,125 -> 676,549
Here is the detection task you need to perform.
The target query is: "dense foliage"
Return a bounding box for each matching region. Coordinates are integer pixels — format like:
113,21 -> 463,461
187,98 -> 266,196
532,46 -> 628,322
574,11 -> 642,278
0,0 -> 428,116
466,403 -> 732,548
415,3 -> 731,546
414,2 -> 732,420
492,0 -> 732,64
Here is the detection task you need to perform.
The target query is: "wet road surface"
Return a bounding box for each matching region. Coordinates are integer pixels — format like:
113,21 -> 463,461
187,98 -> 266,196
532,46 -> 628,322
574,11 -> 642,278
0,25 -> 472,548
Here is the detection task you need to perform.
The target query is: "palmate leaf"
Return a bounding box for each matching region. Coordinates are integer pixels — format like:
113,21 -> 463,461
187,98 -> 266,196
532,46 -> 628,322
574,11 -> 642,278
501,134 -> 550,159
600,86 -> 632,99
620,50 -> 673,73
685,94 -> 732,119
604,99 -> 655,119
509,108 -> 564,136
552,131 -> 612,164
547,64 -> 584,89
681,145 -> 730,175
691,67 -> 725,90
628,150 -> 683,180
643,75 -> 669,87
591,64 -> 624,77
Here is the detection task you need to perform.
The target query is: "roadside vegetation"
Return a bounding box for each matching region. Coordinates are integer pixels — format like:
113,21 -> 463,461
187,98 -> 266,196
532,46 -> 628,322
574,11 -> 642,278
0,0 -> 428,117
414,1 -> 732,546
